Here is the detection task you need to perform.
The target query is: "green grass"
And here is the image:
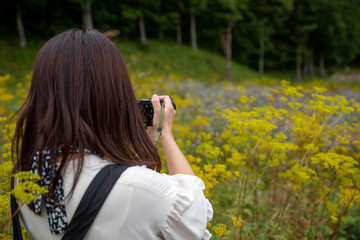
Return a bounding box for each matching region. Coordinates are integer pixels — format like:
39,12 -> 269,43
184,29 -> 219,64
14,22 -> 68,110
0,40 -> 42,84
116,40 -> 259,81
0,39 -> 259,84
2,38 -> 360,87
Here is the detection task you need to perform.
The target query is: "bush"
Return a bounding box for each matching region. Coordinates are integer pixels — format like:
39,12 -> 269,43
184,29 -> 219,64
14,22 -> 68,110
1,72 -> 360,239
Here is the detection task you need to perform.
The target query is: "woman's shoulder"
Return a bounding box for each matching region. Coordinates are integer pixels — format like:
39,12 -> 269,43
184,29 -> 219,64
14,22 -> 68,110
121,164 -> 206,198
74,154 -> 205,196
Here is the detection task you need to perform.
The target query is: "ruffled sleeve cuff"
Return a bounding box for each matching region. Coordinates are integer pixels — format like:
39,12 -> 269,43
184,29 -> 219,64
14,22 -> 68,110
159,174 -> 213,240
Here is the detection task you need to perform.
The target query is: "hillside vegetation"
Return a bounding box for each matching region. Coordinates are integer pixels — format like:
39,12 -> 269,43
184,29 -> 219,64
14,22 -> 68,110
0,40 -> 258,84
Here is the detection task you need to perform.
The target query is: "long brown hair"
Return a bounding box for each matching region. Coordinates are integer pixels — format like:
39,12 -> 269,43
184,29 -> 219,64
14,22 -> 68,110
12,29 -> 160,200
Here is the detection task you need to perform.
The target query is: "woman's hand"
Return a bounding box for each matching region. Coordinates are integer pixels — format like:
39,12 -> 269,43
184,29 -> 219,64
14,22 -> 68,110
145,94 -> 176,144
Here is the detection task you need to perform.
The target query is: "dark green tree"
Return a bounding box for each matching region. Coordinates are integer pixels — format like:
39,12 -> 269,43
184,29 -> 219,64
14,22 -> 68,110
68,0 -> 94,29
201,0 -> 246,79
121,0 -> 161,46
312,0 -> 360,76
163,0 -> 186,45
248,0 -> 293,78
286,0 -> 317,82
186,0 -> 208,50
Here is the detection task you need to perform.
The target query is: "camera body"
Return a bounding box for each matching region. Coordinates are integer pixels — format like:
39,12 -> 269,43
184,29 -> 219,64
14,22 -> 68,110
137,96 -> 176,127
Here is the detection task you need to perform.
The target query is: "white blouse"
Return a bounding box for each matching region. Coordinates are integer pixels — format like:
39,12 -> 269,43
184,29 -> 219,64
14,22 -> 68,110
20,155 -> 213,240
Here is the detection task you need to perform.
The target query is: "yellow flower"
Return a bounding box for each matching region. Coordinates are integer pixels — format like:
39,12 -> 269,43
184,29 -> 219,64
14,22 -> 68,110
212,224 -> 230,237
338,188 -> 360,207
11,172 -> 48,205
232,216 -> 244,227
331,215 -> 338,223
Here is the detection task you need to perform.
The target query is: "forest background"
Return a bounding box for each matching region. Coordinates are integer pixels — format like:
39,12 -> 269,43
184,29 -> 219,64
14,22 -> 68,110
1,0 -> 360,80
1,0 -> 360,239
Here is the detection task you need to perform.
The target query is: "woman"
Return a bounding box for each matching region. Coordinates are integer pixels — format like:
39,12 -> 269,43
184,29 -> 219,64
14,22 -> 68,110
12,29 -> 213,239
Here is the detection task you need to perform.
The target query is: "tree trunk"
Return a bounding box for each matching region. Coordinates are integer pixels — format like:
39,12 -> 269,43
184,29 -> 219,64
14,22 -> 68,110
296,50 -> 302,82
221,22 -> 234,81
177,15 -> 182,45
303,53 -> 313,79
309,50 -> 314,78
319,54 -> 325,77
159,28 -> 164,40
190,11 -> 197,50
16,3 -> 26,48
225,22 -> 234,81
81,1 -> 93,29
259,21 -> 265,79
303,55 -> 309,80
139,14 -> 147,46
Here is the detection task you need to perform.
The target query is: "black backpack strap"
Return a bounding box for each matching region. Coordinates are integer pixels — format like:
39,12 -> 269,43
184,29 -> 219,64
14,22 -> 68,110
62,164 -> 129,240
11,194 -> 23,240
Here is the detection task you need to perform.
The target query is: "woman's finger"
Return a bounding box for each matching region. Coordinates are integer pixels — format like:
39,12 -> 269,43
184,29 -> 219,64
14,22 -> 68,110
151,94 -> 161,128
158,95 -> 175,111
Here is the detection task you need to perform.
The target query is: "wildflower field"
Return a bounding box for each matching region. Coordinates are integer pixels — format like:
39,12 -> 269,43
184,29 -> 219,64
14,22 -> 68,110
1,71 -> 360,239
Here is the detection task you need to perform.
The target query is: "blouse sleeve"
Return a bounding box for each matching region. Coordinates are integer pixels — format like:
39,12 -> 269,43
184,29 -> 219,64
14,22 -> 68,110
159,174 -> 213,240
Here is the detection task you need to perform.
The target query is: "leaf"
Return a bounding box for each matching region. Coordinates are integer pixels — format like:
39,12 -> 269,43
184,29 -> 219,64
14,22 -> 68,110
271,211 -> 281,221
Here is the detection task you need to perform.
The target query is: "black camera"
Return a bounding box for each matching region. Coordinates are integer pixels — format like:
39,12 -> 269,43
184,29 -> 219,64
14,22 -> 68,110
137,96 -> 176,127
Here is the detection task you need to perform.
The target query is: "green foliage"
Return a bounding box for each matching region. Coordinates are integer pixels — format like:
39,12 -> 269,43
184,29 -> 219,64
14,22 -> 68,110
117,40 -> 258,81
188,0 -> 208,13
0,38 -> 258,84
1,0 -> 360,73
0,41 -> 40,81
